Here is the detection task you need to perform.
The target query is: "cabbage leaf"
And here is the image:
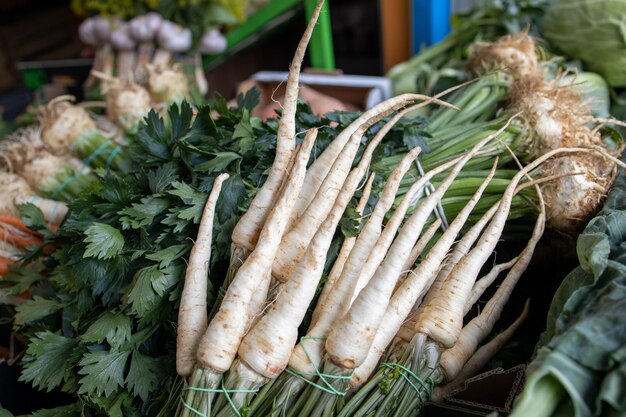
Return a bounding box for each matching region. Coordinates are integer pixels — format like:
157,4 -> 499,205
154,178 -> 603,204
509,173 -> 626,417
543,0 -> 626,87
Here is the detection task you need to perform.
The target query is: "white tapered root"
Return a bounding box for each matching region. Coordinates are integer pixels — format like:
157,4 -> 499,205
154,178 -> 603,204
196,129 -> 317,374
176,173 -> 229,377
349,161 -> 499,386
287,145 -> 423,375
438,187 -> 545,381
464,256 -> 519,315
289,94 -> 458,227
432,299 -> 530,402
313,173 -> 375,325
230,0 -> 325,251
414,146 -> 588,349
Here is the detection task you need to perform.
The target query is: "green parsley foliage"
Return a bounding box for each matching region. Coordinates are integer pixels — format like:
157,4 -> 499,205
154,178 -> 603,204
81,312 -> 132,348
78,349 -> 131,397
30,404 -> 82,417
19,331 -> 79,392
14,296 -> 64,326
83,223 -> 125,260
8,94 -> 425,415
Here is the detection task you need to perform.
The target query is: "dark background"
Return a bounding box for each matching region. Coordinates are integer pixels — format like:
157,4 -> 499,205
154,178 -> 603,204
0,0 -> 384,120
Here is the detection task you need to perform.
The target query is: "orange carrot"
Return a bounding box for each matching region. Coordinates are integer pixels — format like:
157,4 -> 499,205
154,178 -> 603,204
0,224 -> 43,248
0,215 -> 43,237
0,256 -> 14,275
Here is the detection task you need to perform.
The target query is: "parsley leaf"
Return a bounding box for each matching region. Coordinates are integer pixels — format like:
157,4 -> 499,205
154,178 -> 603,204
125,351 -> 162,401
91,391 -> 134,417
81,312 -> 132,348
125,265 -> 164,318
151,264 -> 181,297
136,111 -> 170,161
192,104 -> 219,138
194,151 -> 242,173
168,181 -> 208,223
233,109 -> 261,154
236,87 -> 261,111
215,175 -> 246,223
146,162 -> 180,194
83,223 -> 125,260
146,244 -> 189,270
169,101 -> 194,144
119,197 -> 170,230
20,331 -> 79,392
17,202 -> 54,236
339,201 -> 362,238
14,296 -> 63,326
78,348 -> 130,397
30,404 -> 82,417
403,124 -> 431,152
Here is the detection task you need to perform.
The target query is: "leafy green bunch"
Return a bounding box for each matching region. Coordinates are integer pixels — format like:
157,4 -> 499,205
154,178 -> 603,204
454,0 -> 549,36
3,94 -> 426,416
388,0 -> 550,96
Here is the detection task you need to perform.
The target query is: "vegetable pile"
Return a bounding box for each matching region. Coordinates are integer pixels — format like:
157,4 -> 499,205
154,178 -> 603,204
386,0 -> 626,123
509,172 -> 626,417
1,1 -> 625,417
73,0 -> 268,98
0,53 -> 204,277
1,97 -> 289,415
543,0 -> 626,88
167,5 -> 624,417
387,0 -> 550,96
385,0 -> 626,415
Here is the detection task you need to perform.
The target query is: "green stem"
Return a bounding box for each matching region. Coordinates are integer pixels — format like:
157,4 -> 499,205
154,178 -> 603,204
245,377 -> 279,416
336,372 -> 386,417
268,375 -> 307,416
388,338 -> 442,417
445,85 -> 506,128
291,361 -> 352,417
213,362 -> 266,417
247,378 -> 283,416
387,33 -> 463,81
287,381 -> 324,417
73,130 -> 131,173
177,368 -> 222,417
428,82 -> 487,131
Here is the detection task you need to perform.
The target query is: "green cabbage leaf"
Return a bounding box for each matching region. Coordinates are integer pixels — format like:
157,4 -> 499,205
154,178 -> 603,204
509,172 -> 626,417
543,0 -> 626,87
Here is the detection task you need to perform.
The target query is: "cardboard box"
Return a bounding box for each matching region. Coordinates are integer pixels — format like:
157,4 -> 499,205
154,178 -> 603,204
425,365 -> 526,416
251,70 -> 393,111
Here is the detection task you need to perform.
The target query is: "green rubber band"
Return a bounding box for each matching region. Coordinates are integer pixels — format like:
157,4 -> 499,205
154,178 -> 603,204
380,362 -> 434,403
105,146 -> 122,173
83,139 -> 114,166
182,381 -> 259,417
50,173 -> 80,199
222,379 -> 242,417
284,336 -> 352,396
180,397 -> 208,417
